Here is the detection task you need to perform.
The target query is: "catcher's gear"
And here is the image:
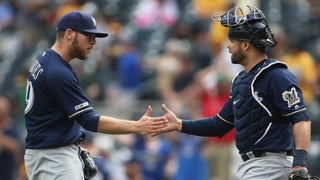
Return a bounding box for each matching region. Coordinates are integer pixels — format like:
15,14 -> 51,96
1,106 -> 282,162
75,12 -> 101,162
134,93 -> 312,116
79,148 -> 98,180
212,5 -> 278,49
288,169 -> 320,180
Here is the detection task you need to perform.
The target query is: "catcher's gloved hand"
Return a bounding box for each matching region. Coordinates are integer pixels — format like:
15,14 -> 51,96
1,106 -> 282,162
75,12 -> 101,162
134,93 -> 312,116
288,169 -> 320,180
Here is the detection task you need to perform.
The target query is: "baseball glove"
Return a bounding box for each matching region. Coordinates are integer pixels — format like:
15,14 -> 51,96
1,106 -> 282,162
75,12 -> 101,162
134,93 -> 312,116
80,148 -> 98,180
288,169 -> 320,180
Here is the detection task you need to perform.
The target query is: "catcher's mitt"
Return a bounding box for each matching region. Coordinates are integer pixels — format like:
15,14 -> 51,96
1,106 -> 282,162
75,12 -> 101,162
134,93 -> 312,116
288,169 -> 320,180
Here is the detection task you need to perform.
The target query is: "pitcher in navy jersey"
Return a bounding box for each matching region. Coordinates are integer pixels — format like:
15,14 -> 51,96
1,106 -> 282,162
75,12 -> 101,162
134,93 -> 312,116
24,11 -> 167,180
158,5 -> 312,179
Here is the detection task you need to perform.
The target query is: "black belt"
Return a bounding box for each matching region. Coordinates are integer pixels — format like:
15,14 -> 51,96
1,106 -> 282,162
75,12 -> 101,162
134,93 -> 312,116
241,150 -> 294,162
74,140 -> 82,145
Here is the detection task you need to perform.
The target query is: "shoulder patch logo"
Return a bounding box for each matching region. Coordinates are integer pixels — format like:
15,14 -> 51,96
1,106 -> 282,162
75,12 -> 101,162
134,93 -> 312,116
282,87 -> 300,108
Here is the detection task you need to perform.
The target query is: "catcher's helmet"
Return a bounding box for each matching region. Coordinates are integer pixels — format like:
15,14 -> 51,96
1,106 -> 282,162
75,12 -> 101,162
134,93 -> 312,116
212,5 -> 278,50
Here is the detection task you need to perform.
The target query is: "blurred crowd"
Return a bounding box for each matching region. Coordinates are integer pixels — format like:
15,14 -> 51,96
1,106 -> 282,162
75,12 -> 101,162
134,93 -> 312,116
0,0 -> 320,179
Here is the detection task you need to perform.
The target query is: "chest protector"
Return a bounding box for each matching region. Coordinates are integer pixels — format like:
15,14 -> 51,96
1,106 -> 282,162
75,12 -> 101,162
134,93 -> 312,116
231,59 -> 287,152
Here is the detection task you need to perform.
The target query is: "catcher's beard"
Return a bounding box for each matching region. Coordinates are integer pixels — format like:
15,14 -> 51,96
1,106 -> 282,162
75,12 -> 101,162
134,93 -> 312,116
231,44 -> 246,65
71,33 -> 88,60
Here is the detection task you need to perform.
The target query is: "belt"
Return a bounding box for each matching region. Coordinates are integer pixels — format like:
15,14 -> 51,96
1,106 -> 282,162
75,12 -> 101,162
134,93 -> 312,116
241,150 -> 294,162
74,140 -> 82,145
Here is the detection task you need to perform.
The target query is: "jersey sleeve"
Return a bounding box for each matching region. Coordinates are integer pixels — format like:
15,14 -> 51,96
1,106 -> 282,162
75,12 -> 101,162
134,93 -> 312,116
217,97 -> 235,125
268,68 -> 310,123
181,97 -> 234,137
47,67 -> 94,119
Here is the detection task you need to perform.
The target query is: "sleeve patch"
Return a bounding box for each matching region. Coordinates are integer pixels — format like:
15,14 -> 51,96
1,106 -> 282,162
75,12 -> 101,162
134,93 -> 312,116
282,87 -> 300,108
75,102 -> 89,110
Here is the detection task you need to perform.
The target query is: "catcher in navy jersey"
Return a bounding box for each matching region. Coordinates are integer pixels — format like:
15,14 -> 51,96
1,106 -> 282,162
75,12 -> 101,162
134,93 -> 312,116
158,5 -> 317,179
24,11 -> 167,180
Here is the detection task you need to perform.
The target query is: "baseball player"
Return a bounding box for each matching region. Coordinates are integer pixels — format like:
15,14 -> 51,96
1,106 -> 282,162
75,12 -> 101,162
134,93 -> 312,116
158,5 -> 318,179
24,11 -> 167,180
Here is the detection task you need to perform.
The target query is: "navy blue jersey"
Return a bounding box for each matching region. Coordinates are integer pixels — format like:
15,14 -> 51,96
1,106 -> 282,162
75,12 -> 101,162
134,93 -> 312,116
24,49 -> 95,149
182,59 -> 310,153
220,60 -> 309,152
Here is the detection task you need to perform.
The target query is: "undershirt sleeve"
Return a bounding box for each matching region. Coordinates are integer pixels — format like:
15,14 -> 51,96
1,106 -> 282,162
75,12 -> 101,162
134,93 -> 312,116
74,110 -> 100,132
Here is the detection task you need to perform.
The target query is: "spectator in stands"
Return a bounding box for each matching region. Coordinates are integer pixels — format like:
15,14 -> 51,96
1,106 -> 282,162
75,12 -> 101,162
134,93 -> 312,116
193,0 -> 228,19
0,0 -> 14,31
133,0 -> 179,29
131,134 -> 172,180
170,133 -> 208,180
54,0 -> 85,25
107,39 -> 142,119
0,95 -> 24,180
195,71 -> 235,180
156,38 -> 194,114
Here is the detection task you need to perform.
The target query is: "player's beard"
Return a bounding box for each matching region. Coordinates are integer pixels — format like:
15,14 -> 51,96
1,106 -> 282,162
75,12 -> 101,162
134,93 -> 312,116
231,46 -> 246,65
71,33 -> 88,60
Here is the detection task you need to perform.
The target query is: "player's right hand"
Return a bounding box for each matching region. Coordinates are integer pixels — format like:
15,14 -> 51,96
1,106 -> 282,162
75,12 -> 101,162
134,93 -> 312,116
150,104 -> 182,137
138,106 -> 168,136
161,104 -> 182,131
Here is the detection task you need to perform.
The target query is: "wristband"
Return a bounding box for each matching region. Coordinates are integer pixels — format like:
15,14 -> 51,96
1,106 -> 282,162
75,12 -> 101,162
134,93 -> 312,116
293,149 -> 307,167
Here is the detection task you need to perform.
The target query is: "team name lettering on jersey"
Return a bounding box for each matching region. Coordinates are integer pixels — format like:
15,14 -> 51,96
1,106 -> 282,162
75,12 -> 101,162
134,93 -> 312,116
75,102 -> 89,110
282,87 -> 300,108
29,60 -> 43,80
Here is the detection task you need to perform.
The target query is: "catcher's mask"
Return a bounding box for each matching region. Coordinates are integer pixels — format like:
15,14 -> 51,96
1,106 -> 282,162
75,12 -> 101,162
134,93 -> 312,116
212,5 -> 278,50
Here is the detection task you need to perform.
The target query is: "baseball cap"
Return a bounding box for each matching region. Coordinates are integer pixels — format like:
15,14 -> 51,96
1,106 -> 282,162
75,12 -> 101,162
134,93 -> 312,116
56,11 -> 108,38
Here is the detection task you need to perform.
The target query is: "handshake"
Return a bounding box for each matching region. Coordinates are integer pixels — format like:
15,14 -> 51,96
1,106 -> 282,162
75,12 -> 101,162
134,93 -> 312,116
140,104 -> 320,179
135,104 -> 182,136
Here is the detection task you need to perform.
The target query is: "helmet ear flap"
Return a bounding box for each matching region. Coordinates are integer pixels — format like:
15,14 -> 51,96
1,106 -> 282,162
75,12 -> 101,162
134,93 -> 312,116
246,22 -> 268,49
247,21 -> 278,49
250,22 -> 266,35
247,22 -> 267,39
